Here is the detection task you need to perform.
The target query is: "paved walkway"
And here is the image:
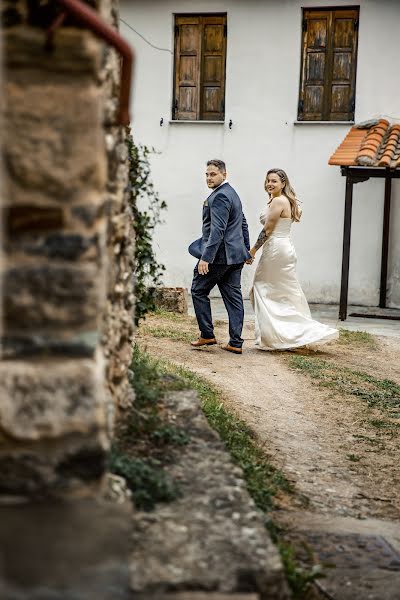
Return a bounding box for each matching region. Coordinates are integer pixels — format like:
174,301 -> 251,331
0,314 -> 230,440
189,298 -> 400,338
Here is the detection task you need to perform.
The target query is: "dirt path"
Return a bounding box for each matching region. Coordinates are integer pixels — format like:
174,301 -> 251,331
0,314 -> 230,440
138,314 -> 400,597
139,318 -> 400,520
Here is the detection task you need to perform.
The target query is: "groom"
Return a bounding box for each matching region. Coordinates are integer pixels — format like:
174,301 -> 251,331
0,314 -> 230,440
188,159 -> 252,354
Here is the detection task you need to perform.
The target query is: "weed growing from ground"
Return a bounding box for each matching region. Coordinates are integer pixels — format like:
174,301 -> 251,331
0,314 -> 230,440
338,329 -> 377,348
287,355 -> 400,416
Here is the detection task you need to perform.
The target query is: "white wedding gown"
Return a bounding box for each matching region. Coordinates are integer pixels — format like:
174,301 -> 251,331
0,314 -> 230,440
250,208 -> 338,351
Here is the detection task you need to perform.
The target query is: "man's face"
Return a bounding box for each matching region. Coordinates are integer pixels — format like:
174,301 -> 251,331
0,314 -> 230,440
206,164 -> 226,189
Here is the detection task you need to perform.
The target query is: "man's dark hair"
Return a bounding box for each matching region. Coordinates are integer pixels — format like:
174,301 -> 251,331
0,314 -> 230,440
207,159 -> 226,172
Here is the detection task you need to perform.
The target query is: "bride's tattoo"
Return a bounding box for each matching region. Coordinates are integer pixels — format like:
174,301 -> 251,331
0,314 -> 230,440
254,228 -> 268,250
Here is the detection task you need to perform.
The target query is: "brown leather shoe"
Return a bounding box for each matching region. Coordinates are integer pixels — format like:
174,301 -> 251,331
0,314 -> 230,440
221,344 -> 242,354
190,337 -> 217,347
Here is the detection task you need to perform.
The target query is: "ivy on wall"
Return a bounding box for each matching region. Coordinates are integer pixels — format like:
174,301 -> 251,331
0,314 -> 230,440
126,134 -> 166,325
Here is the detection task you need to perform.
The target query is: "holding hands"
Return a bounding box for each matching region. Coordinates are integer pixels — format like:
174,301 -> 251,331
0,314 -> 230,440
245,247 -> 256,265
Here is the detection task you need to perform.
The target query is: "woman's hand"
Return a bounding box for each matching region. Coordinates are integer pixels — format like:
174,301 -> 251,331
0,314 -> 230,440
246,247 -> 256,265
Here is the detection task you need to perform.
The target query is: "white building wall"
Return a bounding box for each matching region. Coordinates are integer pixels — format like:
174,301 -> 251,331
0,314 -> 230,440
121,0 -> 400,308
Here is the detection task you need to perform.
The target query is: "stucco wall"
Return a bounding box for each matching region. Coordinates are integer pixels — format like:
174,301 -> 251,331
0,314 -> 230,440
121,0 -> 400,308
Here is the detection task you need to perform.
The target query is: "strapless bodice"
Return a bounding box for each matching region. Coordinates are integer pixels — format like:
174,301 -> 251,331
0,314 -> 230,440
259,207 -> 292,238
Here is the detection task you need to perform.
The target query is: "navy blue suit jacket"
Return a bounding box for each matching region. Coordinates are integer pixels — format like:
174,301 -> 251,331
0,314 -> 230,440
188,182 -> 251,265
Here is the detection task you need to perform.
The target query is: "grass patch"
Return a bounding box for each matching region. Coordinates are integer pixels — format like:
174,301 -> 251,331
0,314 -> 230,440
109,345 -> 189,510
287,355 -> 400,416
140,311 -> 229,345
108,451 -> 180,510
150,309 -> 187,321
368,418 -> 400,430
346,453 -> 361,462
141,324 -> 197,343
140,312 -> 199,343
338,329 -> 377,348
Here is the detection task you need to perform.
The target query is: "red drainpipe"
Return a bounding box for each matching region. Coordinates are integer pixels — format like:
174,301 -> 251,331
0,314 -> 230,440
47,0 -> 134,126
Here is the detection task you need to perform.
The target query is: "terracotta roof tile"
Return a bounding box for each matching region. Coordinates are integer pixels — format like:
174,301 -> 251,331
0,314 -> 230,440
329,118 -> 400,168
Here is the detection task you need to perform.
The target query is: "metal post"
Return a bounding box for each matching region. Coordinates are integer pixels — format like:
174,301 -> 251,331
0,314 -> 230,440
339,174 -> 354,320
379,175 -> 392,308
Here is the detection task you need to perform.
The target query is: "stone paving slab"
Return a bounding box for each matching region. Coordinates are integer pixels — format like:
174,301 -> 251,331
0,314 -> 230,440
130,390 -> 289,600
279,512 -> 400,600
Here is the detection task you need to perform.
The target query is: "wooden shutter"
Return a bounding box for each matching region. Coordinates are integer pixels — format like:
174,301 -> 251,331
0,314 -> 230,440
173,14 -> 227,121
329,10 -> 358,121
174,16 -> 201,120
298,8 -> 358,121
299,11 -> 329,120
201,15 -> 227,120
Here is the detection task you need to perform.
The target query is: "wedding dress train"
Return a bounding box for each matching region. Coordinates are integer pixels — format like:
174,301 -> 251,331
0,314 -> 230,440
250,210 -> 338,350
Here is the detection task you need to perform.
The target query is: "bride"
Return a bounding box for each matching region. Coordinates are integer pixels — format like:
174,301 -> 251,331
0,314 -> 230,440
249,168 -> 338,351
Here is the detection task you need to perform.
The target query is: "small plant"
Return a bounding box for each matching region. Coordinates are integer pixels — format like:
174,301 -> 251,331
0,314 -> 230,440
108,448 -> 180,511
110,346 -> 189,510
278,542 -> 326,599
126,134 -> 166,325
346,453 -> 361,462
151,424 -> 190,445
338,329 -> 377,348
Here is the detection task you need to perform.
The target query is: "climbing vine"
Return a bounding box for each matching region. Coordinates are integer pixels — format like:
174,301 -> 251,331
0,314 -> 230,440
126,134 -> 166,325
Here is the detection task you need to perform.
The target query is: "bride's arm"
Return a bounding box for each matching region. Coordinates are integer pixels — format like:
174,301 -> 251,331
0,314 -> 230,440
250,197 -> 285,257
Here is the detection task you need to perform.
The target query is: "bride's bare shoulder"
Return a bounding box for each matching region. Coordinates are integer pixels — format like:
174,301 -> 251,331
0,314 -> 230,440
271,195 -> 290,211
269,195 -> 287,207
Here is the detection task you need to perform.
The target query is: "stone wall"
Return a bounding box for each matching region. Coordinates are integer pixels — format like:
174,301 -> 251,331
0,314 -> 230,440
0,0 -> 135,498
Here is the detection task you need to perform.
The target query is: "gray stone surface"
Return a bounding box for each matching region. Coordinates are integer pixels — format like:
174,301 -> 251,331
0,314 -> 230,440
0,359 -> 106,440
155,287 -> 189,314
130,391 -> 289,600
0,498 -> 132,599
1,330 -> 99,359
3,264 -> 103,329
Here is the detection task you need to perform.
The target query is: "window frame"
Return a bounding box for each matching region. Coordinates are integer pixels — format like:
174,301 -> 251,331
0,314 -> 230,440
172,13 -> 227,122
297,5 -> 360,122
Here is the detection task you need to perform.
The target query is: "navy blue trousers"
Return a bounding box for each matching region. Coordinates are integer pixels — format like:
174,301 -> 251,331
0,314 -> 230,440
191,262 -> 244,348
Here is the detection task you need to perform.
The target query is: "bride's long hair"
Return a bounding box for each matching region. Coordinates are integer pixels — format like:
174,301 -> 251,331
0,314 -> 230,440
265,168 -> 302,222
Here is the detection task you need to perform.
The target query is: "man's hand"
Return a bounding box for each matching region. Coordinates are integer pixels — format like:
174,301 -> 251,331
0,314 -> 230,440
245,247 -> 256,265
198,260 -> 209,275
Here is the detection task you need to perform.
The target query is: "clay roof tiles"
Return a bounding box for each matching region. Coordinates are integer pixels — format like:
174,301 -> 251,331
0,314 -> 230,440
329,118 -> 400,168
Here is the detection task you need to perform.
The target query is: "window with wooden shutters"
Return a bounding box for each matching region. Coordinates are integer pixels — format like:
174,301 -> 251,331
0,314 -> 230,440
173,14 -> 227,121
298,7 -> 359,121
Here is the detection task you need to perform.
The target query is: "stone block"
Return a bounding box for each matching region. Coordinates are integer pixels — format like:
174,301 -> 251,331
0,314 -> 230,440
6,231 -> 100,261
3,264 -> 103,329
3,79 -> 106,201
4,204 -> 65,234
1,330 -> 99,359
0,358 -> 106,441
4,27 -> 101,74
0,433 -> 108,495
154,287 -> 189,314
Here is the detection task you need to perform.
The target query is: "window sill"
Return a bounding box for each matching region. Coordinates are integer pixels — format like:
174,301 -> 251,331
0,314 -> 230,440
294,120 -> 355,126
169,120 -> 225,124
